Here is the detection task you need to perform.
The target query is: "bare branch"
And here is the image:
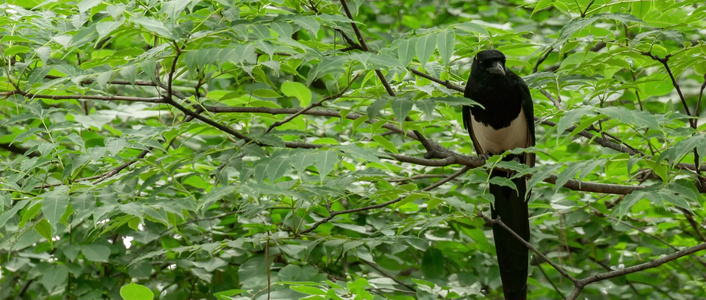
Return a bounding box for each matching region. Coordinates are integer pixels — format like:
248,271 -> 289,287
567,241 -> 706,299
409,69 -> 463,92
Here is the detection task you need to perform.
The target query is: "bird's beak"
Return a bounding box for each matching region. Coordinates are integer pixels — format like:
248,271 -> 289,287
487,61 -> 506,76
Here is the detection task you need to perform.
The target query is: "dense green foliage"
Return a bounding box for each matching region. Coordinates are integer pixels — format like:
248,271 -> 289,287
1,0 -> 705,299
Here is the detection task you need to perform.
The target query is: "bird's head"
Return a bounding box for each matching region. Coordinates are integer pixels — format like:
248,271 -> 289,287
472,50 -> 508,77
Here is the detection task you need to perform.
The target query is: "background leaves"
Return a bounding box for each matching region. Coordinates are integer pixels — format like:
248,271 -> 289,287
0,0 -> 705,299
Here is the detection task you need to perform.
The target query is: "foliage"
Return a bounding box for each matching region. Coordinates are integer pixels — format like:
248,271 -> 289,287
0,0 -> 705,299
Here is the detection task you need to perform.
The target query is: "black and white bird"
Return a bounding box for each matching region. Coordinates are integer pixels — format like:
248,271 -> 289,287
462,49 -> 535,300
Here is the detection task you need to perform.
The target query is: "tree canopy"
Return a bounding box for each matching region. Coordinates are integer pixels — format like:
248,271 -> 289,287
0,0 -> 705,299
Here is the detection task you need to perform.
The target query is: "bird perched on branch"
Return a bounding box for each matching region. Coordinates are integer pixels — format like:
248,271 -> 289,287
462,49 -> 535,300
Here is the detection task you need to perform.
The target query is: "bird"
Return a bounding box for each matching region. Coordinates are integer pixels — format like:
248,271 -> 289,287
462,49 -> 535,300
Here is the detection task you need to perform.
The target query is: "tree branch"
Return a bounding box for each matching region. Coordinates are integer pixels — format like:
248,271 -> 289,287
640,51 -> 694,128
266,73 -> 362,133
337,0 -> 434,155
477,213 -> 578,283
567,241 -> 706,299
533,47 -> 553,73
299,165 -> 472,234
8,89 -> 164,103
44,75 -> 157,87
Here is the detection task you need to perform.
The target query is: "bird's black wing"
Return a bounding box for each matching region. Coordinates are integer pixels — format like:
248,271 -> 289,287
514,73 -> 535,168
462,105 -> 483,155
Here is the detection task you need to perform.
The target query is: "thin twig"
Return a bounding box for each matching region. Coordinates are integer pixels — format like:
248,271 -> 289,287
477,213 -> 578,283
44,75 -> 157,87
581,0 -> 595,17
640,51 -> 694,128
588,257 -> 642,297
409,69 -> 463,92
266,73 -> 362,133
679,207 -> 706,242
299,165 -> 471,234
533,47 -> 553,73
8,90 -> 163,103
540,89 -> 562,110
537,264 -> 566,299
361,259 -> 415,291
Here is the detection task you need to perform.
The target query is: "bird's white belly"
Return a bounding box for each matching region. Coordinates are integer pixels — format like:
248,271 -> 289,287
471,108 -> 528,155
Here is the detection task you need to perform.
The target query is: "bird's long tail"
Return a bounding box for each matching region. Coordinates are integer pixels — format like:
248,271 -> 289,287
490,170 -> 530,300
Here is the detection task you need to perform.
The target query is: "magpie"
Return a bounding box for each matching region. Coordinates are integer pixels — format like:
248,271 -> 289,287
462,49 -> 535,300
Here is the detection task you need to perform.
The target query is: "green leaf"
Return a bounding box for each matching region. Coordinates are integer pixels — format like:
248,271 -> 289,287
416,33 -> 437,69
421,247 -> 445,279
281,81 -> 312,107
39,265 -> 69,292
199,185 -> 236,212
41,186 -> 70,229
316,150 -> 337,182
78,0 -> 101,13
35,46 -> 51,64
0,200 -> 30,228
96,20 -> 125,40
293,16 -> 320,35
556,107 -> 593,137
532,0 -> 554,16
162,0 -> 191,20
373,135 -> 398,154
454,22 -> 488,35
290,285 -> 326,295
416,100 -> 436,119
437,29 -> 455,66
132,17 -> 174,39
599,107 -> 660,129
557,13 -> 644,44
4,45 -> 31,57
391,98 -> 413,127
431,96 -> 477,107
82,244 -> 111,262
397,38 -> 415,67
366,97 -> 389,119
34,218 -> 52,242
488,176 -> 518,192
267,155 -> 291,183
657,135 -> 706,166
120,283 -> 155,300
